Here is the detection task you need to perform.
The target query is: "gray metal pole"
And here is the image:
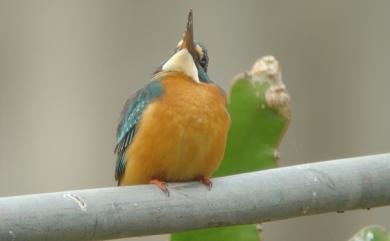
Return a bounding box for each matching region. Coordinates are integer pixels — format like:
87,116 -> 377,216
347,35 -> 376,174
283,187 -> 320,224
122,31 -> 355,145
0,154 -> 389,241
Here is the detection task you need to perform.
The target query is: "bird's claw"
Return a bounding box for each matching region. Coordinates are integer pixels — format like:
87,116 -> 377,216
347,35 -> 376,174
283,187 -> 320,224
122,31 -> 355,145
150,179 -> 170,196
199,176 -> 212,190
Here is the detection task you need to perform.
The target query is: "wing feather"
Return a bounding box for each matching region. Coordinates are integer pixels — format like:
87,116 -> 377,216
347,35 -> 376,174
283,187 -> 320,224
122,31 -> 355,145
114,80 -> 163,181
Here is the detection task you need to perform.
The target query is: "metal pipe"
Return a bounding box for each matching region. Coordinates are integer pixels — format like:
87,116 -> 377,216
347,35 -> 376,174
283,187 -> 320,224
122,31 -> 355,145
0,153 -> 389,241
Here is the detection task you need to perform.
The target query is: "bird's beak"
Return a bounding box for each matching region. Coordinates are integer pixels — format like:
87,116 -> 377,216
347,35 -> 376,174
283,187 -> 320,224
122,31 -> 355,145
180,9 -> 197,61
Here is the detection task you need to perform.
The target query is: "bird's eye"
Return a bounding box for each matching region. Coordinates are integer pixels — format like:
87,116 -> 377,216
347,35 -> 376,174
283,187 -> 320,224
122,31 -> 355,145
199,56 -> 208,73
200,57 -> 207,67
194,43 -> 208,71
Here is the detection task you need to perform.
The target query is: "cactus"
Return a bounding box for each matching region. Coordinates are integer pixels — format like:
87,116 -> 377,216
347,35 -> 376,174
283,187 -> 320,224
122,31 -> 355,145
349,226 -> 390,241
171,56 -> 291,241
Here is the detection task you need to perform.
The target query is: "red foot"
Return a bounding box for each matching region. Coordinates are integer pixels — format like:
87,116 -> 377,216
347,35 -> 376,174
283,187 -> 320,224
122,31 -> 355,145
199,176 -> 213,190
150,179 -> 169,196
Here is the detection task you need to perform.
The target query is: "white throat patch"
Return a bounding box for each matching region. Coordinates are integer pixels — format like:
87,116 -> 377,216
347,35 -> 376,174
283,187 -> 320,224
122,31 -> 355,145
162,49 -> 199,83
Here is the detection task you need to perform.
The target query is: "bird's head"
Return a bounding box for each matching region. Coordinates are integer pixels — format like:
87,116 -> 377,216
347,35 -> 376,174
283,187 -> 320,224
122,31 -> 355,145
157,10 -> 211,83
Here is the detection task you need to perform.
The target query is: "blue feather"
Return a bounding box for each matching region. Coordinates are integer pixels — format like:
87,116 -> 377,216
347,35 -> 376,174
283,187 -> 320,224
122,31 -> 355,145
114,80 -> 163,180
197,65 -> 212,83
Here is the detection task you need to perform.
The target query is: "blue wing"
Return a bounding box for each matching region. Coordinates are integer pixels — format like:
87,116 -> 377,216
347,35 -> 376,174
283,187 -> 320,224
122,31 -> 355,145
114,80 -> 163,181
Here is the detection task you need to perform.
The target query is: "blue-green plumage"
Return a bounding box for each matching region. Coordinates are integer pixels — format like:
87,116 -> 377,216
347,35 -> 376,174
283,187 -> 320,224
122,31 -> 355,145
197,65 -> 211,83
114,80 -> 163,180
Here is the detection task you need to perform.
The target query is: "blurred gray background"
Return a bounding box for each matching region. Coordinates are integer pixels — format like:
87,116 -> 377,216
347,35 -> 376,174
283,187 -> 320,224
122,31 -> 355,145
0,1 -> 389,241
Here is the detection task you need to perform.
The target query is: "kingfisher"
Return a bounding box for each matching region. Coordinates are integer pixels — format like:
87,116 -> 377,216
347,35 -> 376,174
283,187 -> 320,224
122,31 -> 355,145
114,10 -> 230,195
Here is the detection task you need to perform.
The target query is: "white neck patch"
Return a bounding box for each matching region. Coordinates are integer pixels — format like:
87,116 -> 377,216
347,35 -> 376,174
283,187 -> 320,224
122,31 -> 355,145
162,49 -> 199,83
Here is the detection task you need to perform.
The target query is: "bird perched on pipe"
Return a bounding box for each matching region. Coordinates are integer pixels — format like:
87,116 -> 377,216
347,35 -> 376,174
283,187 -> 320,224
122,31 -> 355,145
114,10 -> 230,195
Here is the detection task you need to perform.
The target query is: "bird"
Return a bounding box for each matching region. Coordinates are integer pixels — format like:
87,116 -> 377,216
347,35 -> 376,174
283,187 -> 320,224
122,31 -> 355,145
114,10 -> 230,195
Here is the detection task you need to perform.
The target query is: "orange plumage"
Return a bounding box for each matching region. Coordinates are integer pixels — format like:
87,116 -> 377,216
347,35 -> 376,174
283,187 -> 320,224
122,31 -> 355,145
119,72 -> 230,186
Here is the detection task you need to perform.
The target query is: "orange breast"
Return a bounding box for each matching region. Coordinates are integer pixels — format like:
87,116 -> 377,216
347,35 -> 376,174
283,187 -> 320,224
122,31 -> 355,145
119,73 -> 230,185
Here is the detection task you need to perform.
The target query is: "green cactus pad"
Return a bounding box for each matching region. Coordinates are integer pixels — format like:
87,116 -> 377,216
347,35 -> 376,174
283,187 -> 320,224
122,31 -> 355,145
349,226 -> 390,241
